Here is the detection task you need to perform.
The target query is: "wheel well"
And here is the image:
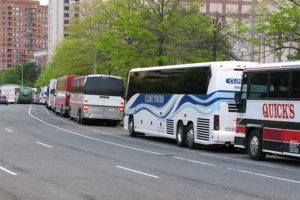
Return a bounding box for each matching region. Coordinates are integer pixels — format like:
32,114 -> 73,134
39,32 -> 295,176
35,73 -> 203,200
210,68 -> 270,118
177,120 -> 183,129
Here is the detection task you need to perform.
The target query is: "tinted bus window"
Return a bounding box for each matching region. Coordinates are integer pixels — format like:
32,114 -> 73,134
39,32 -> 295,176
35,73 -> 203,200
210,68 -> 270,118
84,77 -> 124,96
291,71 -> 300,98
248,72 -> 268,99
127,67 -> 210,100
269,72 -> 289,99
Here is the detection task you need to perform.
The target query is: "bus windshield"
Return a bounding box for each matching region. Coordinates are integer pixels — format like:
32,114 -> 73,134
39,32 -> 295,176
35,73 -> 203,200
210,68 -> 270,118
84,77 -> 124,96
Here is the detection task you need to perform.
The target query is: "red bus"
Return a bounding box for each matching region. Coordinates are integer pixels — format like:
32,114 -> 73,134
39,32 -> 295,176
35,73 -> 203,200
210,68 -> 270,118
234,61 -> 300,160
54,75 -> 79,117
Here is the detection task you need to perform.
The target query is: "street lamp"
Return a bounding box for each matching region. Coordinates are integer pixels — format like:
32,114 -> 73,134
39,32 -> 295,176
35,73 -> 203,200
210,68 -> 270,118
21,64 -> 23,86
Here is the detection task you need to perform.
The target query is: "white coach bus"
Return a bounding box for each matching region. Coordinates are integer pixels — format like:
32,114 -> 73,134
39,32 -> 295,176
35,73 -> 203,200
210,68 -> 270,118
69,75 -> 125,126
124,61 -> 255,148
235,61 -> 300,160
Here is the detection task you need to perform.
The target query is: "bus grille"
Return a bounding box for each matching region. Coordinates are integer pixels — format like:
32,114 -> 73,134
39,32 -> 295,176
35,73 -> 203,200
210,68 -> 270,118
197,118 -> 210,141
228,103 -> 238,112
166,120 -> 174,135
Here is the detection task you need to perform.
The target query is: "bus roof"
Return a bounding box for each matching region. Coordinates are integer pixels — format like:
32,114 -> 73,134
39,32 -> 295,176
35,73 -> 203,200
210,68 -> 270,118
76,74 -> 122,79
129,61 -> 255,72
244,61 -> 300,72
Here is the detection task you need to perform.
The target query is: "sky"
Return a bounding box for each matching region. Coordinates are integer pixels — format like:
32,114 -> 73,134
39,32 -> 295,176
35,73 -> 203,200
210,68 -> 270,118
40,0 -> 48,5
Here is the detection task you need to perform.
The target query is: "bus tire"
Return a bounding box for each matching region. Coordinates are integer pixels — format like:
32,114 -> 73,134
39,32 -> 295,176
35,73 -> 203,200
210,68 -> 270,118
186,123 -> 195,149
247,129 -> 266,160
176,122 -> 186,147
128,117 -> 137,137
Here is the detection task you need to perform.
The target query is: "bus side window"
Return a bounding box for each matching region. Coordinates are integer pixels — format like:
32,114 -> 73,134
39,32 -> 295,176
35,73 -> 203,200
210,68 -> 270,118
248,72 -> 268,99
291,71 -> 300,99
269,72 -> 289,99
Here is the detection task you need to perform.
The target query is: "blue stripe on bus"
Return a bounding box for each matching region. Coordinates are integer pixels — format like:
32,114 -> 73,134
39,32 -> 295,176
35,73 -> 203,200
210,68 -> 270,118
129,90 -> 236,110
129,97 -> 232,119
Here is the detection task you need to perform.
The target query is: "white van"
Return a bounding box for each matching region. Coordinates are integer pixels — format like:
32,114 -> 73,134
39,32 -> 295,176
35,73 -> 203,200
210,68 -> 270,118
70,74 -> 125,125
39,86 -> 48,105
47,79 -> 57,110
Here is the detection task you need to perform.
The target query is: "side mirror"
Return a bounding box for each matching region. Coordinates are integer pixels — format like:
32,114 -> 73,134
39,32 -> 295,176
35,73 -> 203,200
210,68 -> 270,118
235,92 -> 246,113
234,92 -> 242,105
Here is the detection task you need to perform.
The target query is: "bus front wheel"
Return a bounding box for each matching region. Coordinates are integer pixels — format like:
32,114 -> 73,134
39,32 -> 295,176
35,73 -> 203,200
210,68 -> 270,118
186,123 -> 195,149
128,117 -> 137,137
247,129 -> 266,160
176,122 -> 186,147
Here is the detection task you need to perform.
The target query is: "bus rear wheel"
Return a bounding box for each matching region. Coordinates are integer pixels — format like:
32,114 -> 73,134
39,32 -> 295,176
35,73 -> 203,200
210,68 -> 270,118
128,117 -> 137,137
247,129 -> 266,160
186,124 -> 195,149
176,122 -> 186,147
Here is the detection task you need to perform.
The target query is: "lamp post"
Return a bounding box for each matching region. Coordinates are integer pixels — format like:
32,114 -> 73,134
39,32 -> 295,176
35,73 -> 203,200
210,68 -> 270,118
21,64 -> 23,86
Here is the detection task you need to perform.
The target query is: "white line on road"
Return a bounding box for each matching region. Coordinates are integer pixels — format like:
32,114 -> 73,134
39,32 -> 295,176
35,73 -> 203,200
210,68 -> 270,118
0,166 -> 17,176
4,128 -> 13,133
28,105 -> 164,156
173,156 -> 216,167
228,168 -> 300,184
36,141 -> 53,148
116,165 -> 159,179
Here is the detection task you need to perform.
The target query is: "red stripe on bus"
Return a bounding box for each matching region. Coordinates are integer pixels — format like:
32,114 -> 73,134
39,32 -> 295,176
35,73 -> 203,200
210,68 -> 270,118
263,127 -> 300,143
283,130 -> 300,143
263,128 -> 282,141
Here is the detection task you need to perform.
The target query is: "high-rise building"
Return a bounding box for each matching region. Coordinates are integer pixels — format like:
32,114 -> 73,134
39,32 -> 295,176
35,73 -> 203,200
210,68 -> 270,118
0,0 -> 48,70
48,0 -> 80,63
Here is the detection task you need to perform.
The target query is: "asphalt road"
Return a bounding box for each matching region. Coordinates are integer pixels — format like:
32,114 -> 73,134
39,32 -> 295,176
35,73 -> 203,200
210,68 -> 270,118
0,104 -> 300,200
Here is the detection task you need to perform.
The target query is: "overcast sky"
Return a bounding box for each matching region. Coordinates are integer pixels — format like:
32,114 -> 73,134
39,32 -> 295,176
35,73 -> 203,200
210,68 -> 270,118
40,0 -> 48,5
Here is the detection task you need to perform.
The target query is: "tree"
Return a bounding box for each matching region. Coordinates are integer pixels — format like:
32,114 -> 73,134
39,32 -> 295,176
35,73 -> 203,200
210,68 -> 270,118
254,0 -> 300,60
36,0 -> 235,86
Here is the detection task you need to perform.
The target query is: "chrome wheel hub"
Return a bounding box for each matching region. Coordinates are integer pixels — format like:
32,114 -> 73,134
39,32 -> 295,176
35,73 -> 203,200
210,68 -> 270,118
250,136 -> 259,155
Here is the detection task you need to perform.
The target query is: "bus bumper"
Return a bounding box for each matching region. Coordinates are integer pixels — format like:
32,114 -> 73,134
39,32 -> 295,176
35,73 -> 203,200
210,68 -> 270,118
234,135 -> 246,149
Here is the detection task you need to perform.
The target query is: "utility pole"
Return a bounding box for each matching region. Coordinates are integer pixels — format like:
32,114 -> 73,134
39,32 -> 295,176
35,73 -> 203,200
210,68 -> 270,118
93,54 -> 96,74
21,64 -> 24,86
250,0 -> 257,62
2,72 -> 4,84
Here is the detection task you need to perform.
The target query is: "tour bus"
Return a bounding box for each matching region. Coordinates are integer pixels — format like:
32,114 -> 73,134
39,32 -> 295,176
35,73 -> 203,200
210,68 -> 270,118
16,86 -> 32,104
55,75 -> 79,117
70,74 -> 125,125
0,84 -> 19,103
124,61 -> 255,148
235,61 -> 300,160
47,79 -> 57,110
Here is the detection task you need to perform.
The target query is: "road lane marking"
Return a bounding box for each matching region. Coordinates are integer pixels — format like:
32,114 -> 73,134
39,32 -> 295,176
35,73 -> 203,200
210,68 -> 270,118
4,128 -> 13,133
41,106 -> 114,136
228,168 -> 300,184
0,166 -> 17,176
28,105 -> 164,156
36,141 -> 53,148
173,156 -> 216,167
30,105 -> 300,184
41,104 -> 300,174
116,166 -> 159,179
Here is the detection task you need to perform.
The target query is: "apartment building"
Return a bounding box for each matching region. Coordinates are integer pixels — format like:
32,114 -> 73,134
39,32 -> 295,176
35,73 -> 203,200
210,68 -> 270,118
0,0 -> 48,70
48,0 -> 80,63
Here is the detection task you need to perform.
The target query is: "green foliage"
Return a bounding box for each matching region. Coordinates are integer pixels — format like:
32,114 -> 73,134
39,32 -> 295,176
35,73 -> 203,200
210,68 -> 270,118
36,0 -> 234,86
252,0 -> 300,59
0,62 -> 40,87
